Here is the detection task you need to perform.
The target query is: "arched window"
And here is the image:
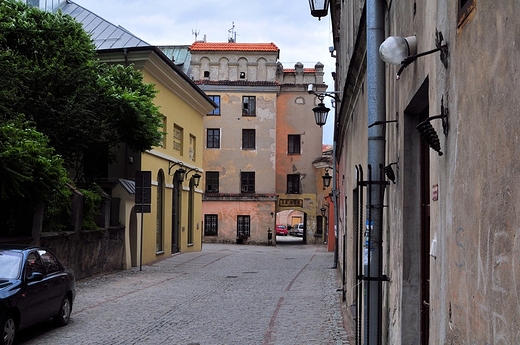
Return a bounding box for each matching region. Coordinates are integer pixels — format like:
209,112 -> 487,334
156,170 -> 165,252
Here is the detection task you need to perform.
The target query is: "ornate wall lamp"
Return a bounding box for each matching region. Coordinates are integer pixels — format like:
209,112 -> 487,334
322,169 -> 333,188
184,168 -> 202,188
379,30 -> 449,80
320,206 -> 327,217
308,0 -> 330,20
308,84 -> 342,127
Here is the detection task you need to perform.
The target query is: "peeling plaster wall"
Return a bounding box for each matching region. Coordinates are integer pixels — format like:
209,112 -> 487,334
334,0 -> 520,343
194,47 -> 326,246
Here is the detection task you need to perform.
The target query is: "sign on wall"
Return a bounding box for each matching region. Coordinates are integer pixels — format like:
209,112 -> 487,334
279,199 -> 303,208
135,171 -> 151,213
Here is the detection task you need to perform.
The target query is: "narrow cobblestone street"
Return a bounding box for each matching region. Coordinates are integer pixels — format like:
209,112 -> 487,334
17,242 -> 351,345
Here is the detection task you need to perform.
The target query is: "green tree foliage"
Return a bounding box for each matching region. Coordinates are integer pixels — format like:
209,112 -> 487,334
98,64 -> 164,153
0,116 -> 71,235
0,0 -> 163,181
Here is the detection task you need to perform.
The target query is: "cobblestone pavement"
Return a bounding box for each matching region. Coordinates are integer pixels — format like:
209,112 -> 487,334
17,242 -> 352,345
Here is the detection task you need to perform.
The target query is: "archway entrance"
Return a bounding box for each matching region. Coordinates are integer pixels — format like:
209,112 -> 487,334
275,209 -> 307,245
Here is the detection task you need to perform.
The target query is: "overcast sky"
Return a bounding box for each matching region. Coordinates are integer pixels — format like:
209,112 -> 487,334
74,0 -> 335,144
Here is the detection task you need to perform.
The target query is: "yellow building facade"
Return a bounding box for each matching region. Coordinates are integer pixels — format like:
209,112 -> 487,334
57,1 -> 214,268
104,48 -> 214,267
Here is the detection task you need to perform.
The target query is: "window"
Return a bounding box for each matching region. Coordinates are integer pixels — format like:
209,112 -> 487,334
189,134 -> 196,162
203,71 -> 210,78
240,72 -> 246,79
208,95 -> 220,115
160,116 -> 167,148
38,250 -> 61,275
204,214 -> 218,236
237,215 -> 251,237
287,174 -> 300,194
205,172 -> 219,193
173,125 -> 183,154
316,215 -> 324,235
242,96 -> 256,116
241,172 -> 255,193
242,129 -> 256,149
25,252 -> 43,278
458,0 -> 475,27
207,128 -> 220,148
288,135 -> 301,154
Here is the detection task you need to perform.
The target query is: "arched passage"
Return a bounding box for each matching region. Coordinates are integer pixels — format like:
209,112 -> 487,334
275,209 -> 308,245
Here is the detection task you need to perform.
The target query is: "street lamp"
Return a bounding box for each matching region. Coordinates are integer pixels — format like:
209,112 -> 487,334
322,170 -> 332,188
320,207 -> 327,217
175,168 -> 186,181
308,0 -> 330,20
379,32 -> 448,79
313,101 -> 330,127
185,168 -> 202,187
192,173 -> 201,188
308,84 -> 341,127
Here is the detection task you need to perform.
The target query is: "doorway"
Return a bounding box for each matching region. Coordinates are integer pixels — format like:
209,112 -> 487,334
403,78 -> 430,344
171,174 -> 182,254
419,108 -> 431,344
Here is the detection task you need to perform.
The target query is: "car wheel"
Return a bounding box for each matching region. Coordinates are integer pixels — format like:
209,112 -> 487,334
53,296 -> 72,326
1,313 -> 16,345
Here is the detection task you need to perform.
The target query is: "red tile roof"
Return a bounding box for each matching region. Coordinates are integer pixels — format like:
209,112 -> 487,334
195,80 -> 280,87
283,68 -> 317,73
190,42 -> 279,52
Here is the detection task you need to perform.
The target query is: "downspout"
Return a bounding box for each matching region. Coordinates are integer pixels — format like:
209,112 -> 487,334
332,140 -> 339,268
365,0 -> 385,344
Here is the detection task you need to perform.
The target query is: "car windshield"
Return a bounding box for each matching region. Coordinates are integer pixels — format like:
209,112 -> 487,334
0,251 -> 23,279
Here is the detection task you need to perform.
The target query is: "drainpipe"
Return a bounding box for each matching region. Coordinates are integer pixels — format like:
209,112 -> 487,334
365,0 -> 385,344
332,140 -> 339,268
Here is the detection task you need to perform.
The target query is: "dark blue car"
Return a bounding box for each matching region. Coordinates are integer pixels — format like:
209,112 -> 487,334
0,245 -> 75,345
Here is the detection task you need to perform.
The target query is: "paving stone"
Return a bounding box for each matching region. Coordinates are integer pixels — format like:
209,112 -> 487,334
17,243 -> 352,345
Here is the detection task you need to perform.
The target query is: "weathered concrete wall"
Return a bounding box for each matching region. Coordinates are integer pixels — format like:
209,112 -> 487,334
333,0 -> 520,343
202,197 -> 276,245
40,227 -> 125,280
196,45 -> 326,248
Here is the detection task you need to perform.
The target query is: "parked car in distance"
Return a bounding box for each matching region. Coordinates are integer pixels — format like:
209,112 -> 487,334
276,225 -> 288,236
290,223 -> 304,237
0,245 -> 76,345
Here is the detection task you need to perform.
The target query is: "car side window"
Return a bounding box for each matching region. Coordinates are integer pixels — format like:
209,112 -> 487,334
38,250 -> 61,275
25,252 -> 44,278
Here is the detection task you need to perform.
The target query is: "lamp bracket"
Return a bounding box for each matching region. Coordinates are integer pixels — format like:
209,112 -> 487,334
426,97 -> 449,136
396,30 -> 449,80
416,98 -> 449,156
168,161 -> 184,176
383,162 -> 398,184
184,167 -> 200,180
368,119 -> 398,128
312,91 -> 342,103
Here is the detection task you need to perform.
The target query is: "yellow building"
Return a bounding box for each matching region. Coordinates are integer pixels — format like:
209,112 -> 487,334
60,4 -> 215,268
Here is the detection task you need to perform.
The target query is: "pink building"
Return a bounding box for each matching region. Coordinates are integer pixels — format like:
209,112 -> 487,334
190,41 -> 328,245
